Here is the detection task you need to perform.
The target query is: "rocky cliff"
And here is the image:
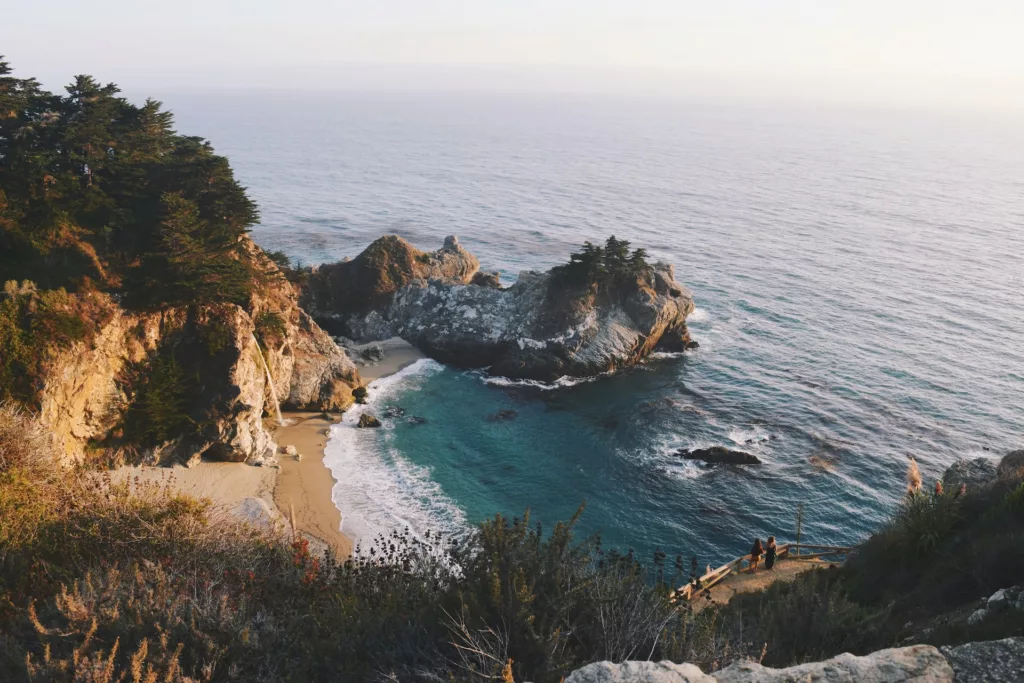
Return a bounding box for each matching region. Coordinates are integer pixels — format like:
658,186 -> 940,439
302,236 -> 695,381
29,237 -> 361,467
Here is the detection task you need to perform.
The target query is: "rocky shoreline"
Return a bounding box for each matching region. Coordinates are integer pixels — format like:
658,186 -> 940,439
301,235 -> 697,382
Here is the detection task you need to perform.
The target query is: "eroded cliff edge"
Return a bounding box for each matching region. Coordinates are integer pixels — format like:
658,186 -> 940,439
12,238 -> 360,467
300,235 -> 696,382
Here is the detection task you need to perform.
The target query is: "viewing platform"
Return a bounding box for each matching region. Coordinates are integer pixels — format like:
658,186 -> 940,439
677,544 -> 852,612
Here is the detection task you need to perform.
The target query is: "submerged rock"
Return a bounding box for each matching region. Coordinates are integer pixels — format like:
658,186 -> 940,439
487,409 -> 518,422
358,413 -> 382,428
303,235 -> 695,382
676,446 -> 761,465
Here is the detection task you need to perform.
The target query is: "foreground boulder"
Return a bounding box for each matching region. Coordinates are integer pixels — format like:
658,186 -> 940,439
676,446 -> 761,465
565,645 -> 953,682
303,236 -> 695,382
940,637 -> 1024,683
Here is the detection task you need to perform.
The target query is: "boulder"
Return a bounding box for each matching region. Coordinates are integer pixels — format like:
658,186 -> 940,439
941,637 -> 1024,683
471,270 -> 503,289
563,646 -> 953,682
941,457 -> 997,492
565,660 -> 713,683
997,450 -> 1024,481
677,446 -> 761,465
305,236 -> 695,382
713,645 -> 952,682
283,445 -> 298,456
986,586 -> 1022,612
358,414 -> 382,429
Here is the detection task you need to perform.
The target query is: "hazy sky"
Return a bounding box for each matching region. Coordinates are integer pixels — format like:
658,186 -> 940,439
3,0 -> 1023,110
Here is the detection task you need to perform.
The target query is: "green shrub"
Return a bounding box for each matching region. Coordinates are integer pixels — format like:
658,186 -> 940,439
254,312 -> 287,347
123,351 -> 193,446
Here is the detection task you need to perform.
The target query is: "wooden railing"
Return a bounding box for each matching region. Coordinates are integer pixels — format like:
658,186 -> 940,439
675,543 -> 852,602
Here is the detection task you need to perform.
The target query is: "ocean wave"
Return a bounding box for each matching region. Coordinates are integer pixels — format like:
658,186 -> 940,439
322,359 -> 469,547
727,425 -> 773,449
689,307 -> 710,323
481,373 -> 602,391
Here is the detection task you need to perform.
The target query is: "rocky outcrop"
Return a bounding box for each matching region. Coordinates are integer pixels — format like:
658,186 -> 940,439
940,637 -> 1024,683
997,450 -> 1024,481
564,645 -> 954,682
301,234 -> 479,333
304,236 -> 695,382
941,457 -> 998,492
676,447 -> 761,465
34,238 -> 361,466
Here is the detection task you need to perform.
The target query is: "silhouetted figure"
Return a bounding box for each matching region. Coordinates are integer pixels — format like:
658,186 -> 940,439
749,538 -> 764,572
765,536 -> 777,571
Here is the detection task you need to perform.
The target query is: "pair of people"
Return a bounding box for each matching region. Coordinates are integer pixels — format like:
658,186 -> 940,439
749,536 -> 777,572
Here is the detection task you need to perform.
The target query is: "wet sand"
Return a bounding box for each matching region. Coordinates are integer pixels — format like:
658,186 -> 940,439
351,337 -> 427,381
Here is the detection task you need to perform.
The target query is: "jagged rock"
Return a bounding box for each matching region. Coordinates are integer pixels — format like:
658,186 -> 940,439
383,405 -> 406,418
471,270 -> 503,289
997,450 -> 1024,481
487,409 -> 518,421
676,446 -> 761,465
358,414 -> 382,428
967,608 -> 989,625
564,660 -> 713,683
300,234 -> 479,329
713,645 -> 952,682
33,237 -> 360,467
941,637 -> 1024,683
986,586 -> 1022,612
305,236 -> 695,382
941,457 -> 997,492
361,343 -> 385,361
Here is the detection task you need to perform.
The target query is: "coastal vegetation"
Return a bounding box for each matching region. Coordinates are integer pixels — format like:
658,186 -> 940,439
2,398 -> 1022,681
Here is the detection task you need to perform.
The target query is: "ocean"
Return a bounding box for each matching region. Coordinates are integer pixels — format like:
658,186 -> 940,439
169,91 -> 1024,564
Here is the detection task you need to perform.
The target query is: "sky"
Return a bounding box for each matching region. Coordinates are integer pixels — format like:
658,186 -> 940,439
3,0 -> 1023,110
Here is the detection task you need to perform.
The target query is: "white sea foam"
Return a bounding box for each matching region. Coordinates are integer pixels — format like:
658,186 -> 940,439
322,359 -> 470,548
728,425 -> 772,449
481,373 -> 602,391
689,307 -> 710,323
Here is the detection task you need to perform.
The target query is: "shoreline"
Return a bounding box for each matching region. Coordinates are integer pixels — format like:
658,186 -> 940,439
109,338 -> 427,560
272,337 -> 427,557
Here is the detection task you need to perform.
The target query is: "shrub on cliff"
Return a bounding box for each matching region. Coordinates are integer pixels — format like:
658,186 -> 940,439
0,285 -> 95,406
552,236 -> 652,292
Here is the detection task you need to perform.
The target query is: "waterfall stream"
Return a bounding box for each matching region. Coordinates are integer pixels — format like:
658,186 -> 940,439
251,333 -> 284,426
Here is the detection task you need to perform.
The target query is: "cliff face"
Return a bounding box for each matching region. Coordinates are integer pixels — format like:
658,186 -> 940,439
303,236 -> 695,382
33,238 -> 361,467
301,235 -> 479,334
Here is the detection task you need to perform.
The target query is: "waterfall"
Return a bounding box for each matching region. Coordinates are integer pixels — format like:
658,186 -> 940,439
252,333 -> 284,426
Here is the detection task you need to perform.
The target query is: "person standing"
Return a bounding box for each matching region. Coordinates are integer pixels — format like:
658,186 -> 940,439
765,536 -> 778,571
749,538 -> 764,572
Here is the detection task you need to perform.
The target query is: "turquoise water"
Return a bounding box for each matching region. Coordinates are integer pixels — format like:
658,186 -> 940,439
166,92 -> 1024,564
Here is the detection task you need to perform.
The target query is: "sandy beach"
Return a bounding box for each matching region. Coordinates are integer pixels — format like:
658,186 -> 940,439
108,460 -> 280,526
351,336 -> 427,381
272,411 -> 353,558
109,338 -> 426,559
